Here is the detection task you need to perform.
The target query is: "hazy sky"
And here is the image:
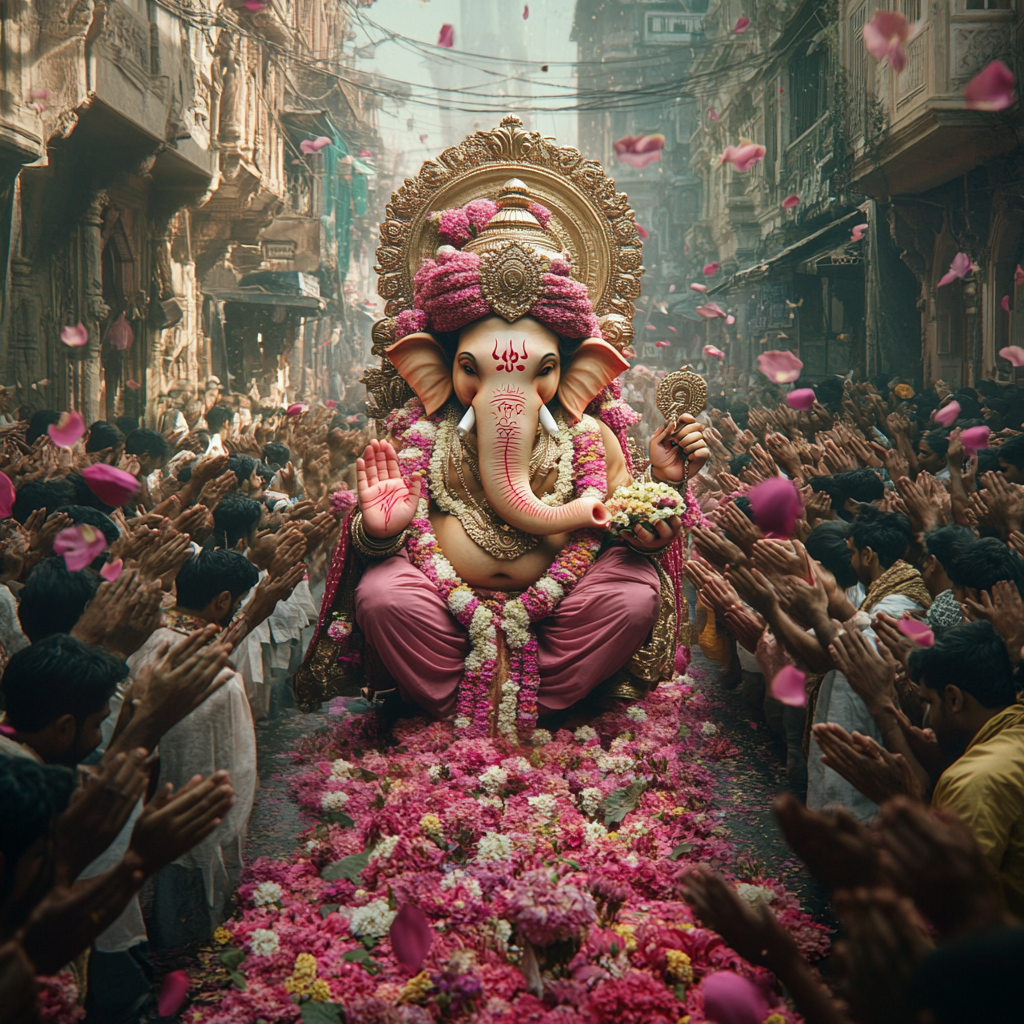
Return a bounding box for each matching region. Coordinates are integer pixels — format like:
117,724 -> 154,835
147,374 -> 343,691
350,0 -> 580,176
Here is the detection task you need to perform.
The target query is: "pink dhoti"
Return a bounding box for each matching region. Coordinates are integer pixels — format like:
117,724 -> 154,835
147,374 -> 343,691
355,546 -> 660,716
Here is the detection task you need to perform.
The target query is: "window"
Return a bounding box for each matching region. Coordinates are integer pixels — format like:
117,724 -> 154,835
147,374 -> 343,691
789,49 -> 825,139
644,11 -> 704,43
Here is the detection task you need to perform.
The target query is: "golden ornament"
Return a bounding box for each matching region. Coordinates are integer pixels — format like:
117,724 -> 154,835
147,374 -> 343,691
656,366 -> 708,421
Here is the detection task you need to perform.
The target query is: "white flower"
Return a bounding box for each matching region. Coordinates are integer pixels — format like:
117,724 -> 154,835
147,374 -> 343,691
454,716 -> 471,730
527,793 -> 558,819
735,883 -> 775,909
574,725 -> 598,743
536,576 -> 564,601
476,831 -> 513,862
252,881 -> 283,907
427,764 -> 443,781
478,795 -> 502,809
305,840 -> 319,854
330,758 -> 356,778
479,766 -> 508,794
496,682 -> 520,738
492,919 -> 512,945
579,787 -> 603,817
440,870 -> 482,898
248,928 -> 279,957
321,791 -> 349,811
701,721 -> 718,737
529,728 -> 552,746
610,737 -> 632,753
624,852 -> 639,867
626,706 -> 647,723
449,589 -> 474,616
506,756 -> 533,774
408,420 -> 438,440
370,835 -> 400,861
583,821 -> 608,842
348,899 -> 397,939
596,752 -> 634,775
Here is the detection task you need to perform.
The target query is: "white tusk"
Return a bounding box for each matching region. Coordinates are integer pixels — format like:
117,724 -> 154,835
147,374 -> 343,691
539,404 -> 560,436
456,406 -> 476,437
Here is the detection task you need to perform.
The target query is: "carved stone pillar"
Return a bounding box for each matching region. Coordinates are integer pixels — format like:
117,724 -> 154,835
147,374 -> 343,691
82,195 -> 110,424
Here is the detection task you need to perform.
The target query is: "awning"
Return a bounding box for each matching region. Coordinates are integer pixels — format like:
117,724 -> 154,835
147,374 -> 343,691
351,157 -> 376,177
281,110 -> 348,154
204,290 -> 324,312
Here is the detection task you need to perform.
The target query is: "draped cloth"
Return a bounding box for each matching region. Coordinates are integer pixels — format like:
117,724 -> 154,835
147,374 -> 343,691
859,559 -> 933,614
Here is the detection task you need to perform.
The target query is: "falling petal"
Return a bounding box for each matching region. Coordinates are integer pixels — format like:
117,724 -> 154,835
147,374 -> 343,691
999,346 -> 1024,367
1002,296 -> 1011,313
898,619 -> 934,647
1016,265 -> 1024,287
863,11 -> 911,72
636,223 -> 650,239
786,388 -> 816,411
668,284 -> 676,293
732,17 -> 751,34
310,136 -> 332,151
645,324 -> 656,331
963,61 -> 1016,112
655,340 -> 671,348
667,325 -> 677,332
126,379 -> 141,390
287,403 -> 309,416
702,345 -> 726,360
782,194 -> 801,209
81,464 -> 139,507
703,262 -> 721,276
108,314 -> 134,351
523,4 -> 529,18
933,400 -> 961,426
54,524 -> 108,572
708,107 -> 720,121
390,904 -> 434,972
299,140 -> 317,155
244,0 -> 265,9
419,134 -> 428,143
0,472 -> 15,518
961,426 -> 990,451
695,303 -> 728,319
157,970 -> 190,1018
937,252 -> 973,287
749,476 -> 803,539
326,399 -> 338,408
613,134 -> 666,170
720,143 -> 766,172
100,558 -> 124,583
540,64 -> 548,72
725,315 -> 736,325
851,223 -> 869,242
757,349 -> 803,384
61,322 -> 89,347
48,410 -> 86,449
622,347 -> 636,359
771,665 -> 808,706
690,283 -> 708,293
438,24 -> 454,48
684,244 -> 690,253
30,89 -> 51,100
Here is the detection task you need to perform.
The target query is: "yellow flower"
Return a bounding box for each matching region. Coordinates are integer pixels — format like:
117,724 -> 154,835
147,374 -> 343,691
765,1016 -> 787,1024
895,384 -> 915,399
293,952 -> 318,979
309,979 -> 332,1003
420,813 -> 443,842
398,970 -> 433,1005
611,923 -> 637,952
665,948 -> 693,985
213,927 -> 231,944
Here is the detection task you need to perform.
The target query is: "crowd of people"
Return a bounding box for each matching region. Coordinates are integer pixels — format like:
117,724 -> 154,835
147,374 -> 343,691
2,365 -> 1024,1024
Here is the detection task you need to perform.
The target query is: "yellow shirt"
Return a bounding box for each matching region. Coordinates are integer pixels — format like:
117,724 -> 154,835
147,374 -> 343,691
932,704 -> 1024,917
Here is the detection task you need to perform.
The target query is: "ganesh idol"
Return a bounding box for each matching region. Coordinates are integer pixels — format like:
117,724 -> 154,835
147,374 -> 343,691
297,117 -> 710,739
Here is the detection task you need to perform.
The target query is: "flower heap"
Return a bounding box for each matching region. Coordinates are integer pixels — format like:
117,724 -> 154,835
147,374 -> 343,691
191,678 -> 829,1023
605,479 -> 687,539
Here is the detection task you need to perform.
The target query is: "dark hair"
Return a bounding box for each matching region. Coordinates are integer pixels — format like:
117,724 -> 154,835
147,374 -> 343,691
0,757 -> 76,904
948,537 -> 1024,598
206,406 -> 232,434
920,430 -> 950,460
18,558 -> 99,642
115,416 -> 139,435
805,521 -> 857,589
2,634 -> 126,732
975,449 -> 1002,475
908,621 -> 1014,708
212,494 -> 263,549
124,428 -> 169,461
52,506 -> 119,548
814,377 -> 845,408
996,434 -> 1024,470
10,479 -> 77,525
849,506 -> 912,568
728,452 -> 753,476
976,378 -> 1000,399
226,455 -> 257,486
809,474 -> 842,510
955,394 -> 983,420
834,469 -> 885,505
26,410 -> 61,446
923,525 -> 974,575
728,402 -> 750,431
175,550 -> 259,611
262,442 -> 291,469
732,495 -> 755,522
85,421 -> 124,454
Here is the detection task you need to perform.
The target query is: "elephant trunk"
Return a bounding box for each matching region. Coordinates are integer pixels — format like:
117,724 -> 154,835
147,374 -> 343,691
474,388 -> 610,536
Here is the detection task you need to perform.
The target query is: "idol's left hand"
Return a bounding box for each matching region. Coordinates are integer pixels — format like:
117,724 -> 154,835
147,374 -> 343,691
623,515 -> 682,553
649,414 -> 711,482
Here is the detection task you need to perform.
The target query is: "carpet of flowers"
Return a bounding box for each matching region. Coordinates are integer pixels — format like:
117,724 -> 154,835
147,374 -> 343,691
188,675 -> 829,1024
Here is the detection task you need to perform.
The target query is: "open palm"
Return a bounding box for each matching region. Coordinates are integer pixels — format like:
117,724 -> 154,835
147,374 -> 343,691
357,439 -> 422,538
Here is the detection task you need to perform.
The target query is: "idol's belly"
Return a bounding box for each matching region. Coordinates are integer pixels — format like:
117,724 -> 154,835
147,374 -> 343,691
429,510 -> 572,591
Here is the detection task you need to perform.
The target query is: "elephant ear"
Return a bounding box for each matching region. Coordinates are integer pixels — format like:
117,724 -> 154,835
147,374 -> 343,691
558,338 -> 630,422
386,332 -> 452,416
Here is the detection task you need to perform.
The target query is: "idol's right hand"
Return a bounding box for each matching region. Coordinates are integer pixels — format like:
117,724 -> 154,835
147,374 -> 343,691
356,439 -> 422,538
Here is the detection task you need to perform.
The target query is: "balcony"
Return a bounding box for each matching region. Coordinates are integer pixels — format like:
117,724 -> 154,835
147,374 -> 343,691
782,114 -> 834,212
846,5 -> 1019,196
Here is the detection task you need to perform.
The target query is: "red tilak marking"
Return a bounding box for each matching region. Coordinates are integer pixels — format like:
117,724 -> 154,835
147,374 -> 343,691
492,339 -> 528,372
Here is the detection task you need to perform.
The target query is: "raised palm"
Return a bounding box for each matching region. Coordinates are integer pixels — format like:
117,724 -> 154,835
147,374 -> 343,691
356,439 -> 422,538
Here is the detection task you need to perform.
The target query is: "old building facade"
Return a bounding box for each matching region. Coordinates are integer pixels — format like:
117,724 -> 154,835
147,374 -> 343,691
0,0 -> 385,425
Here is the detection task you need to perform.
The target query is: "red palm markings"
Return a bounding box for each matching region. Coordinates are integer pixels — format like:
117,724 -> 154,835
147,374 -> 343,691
492,338 -> 528,372
362,486 -> 403,530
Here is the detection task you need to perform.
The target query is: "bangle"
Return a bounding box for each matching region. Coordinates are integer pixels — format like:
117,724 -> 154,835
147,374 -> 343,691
350,511 -> 408,559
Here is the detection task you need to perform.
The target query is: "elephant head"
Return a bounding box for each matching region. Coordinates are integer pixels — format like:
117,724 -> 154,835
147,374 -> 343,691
387,315 -> 628,535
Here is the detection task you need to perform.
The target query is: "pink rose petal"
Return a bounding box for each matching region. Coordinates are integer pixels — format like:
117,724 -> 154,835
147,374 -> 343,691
54,524 -> 108,572
708,107 -> 720,121
326,399 -> 338,408
749,476 -> 802,539
933,400 -> 960,426
48,410 -> 86,449
108,314 -> 134,351
898,618 -> 934,648
244,1 -> 265,10
100,558 -> 124,582
690,283 -> 707,293
613,134 -> 666,170
636,223 -> 650,239
126,379 -> 141,390
438,23 -> 454,48
999,346 -> 1024,367
851,223 -> 869,242
645,324 -> 656,331
701,970 -> 770,1024
287,403 -> 308,416
720,143 -> 766,172
732,17 -> 751,34
863,11 -> 910,73
655,340 -> 671,348
667,325 -> 677,332
390,904 -> 434,972
523,4 -> 529,18
725,315 -> 736,325
0,472 -> 15,519
1002,295 -> 1011,313
30,89 -> 51,101
703,262 -> 721,276
61,322 -> 89,347
757,349 -> 803,384
703,345 -> 726,360
1015,265 -> 1024,287
964,60 -> 1016,112
786,388 -> 816,411
938,252 -> 972,287
771,665 -> 808,707
782,194 -> 801,209
961,426 -> 990,451
157,970 -> 190,1018
81,464 -> 139,507
695,303 -> 728,319
668,284 -> 676,293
